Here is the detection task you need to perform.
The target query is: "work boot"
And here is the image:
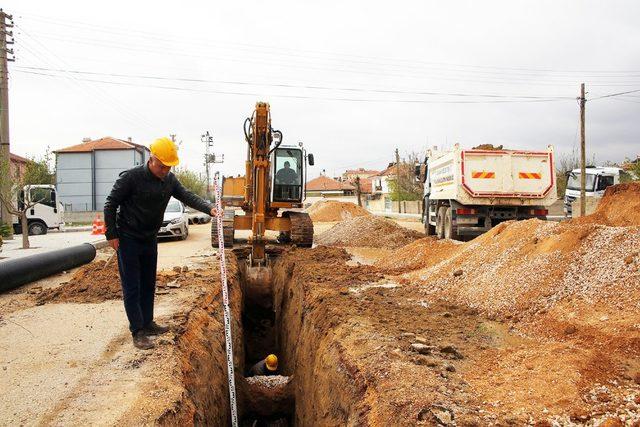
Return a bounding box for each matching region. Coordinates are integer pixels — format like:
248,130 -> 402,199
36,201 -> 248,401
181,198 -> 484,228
143,321 -> 170,336
132,331 -> 154,350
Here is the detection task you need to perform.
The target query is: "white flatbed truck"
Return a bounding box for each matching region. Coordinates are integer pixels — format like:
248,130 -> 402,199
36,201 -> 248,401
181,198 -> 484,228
417,145 -> 557,240
12,184 -> 64,235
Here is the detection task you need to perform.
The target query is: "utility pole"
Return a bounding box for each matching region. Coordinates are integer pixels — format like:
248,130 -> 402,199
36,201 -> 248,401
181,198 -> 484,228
0,9 -> 14,238
355,176 -> 362,207
395,148 -> 401,213
202,131 -> 222,201
579,83 -> 586,217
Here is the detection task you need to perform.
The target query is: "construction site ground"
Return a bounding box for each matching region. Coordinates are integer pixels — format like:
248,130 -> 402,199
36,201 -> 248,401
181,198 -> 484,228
2,190 -> 639,426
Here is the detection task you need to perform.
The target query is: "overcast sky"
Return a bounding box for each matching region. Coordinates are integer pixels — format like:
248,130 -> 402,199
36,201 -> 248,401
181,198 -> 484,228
6,0 -> 640,178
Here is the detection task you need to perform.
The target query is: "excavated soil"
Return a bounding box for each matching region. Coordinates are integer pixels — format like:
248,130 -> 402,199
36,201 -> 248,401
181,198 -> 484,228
306,200 -> 370,222
315,215 -> 423,249
576,182 -> 640,227
35,259 -> 199,304
375,237 -> 462,272
271,243 -> 640,425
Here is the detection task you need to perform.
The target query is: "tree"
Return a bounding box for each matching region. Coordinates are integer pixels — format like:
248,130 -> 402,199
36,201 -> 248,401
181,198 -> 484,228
0,151 -> 54,249
173,168 -> 207,199
388,151 -> 424,201
23,147 -> 55,185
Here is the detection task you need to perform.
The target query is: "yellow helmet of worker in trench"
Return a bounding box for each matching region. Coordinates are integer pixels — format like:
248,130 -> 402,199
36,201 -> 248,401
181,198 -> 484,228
150,137 -> 180,166
265,354 -> 278,371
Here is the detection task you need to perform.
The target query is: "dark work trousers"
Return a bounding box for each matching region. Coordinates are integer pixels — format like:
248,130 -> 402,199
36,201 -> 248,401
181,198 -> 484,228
116,236 -> 158,334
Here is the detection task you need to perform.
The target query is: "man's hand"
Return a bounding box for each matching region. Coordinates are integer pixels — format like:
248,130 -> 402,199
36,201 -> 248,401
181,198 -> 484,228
210,207 -> 219,217
108,238 -> 120,251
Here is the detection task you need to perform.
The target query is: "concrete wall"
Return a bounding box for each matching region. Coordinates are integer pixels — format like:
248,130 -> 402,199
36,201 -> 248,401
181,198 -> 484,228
56,149 -> 148,212
62,210 -> 102,224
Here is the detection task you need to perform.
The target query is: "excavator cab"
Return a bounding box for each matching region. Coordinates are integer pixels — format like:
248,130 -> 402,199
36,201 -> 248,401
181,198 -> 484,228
271,147 -> 304,203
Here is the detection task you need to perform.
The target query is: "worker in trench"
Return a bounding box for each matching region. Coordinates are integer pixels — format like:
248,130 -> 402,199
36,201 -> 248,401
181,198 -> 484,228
246,354 -> 279,377
104,137 -> 218,350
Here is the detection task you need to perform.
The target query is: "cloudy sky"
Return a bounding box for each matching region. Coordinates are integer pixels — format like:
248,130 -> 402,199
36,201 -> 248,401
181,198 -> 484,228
6,0 -> 640,178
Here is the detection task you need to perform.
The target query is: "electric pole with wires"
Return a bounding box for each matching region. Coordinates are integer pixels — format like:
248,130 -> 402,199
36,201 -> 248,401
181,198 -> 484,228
202,131 -> 223,201
579,83 -> 586,217
395,148 -> 401,213
0,9 -> 15,238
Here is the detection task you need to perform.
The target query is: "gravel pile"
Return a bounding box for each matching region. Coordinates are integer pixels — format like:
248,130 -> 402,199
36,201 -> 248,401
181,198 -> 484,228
307,200 -> 370,222
315,216 -> 423,249
409,218 -> 640,321
375,237 -> 461,272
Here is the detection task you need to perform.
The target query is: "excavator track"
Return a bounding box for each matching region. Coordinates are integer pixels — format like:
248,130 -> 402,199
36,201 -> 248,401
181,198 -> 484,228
211,209 -> 235,248
286,211 -> 314,247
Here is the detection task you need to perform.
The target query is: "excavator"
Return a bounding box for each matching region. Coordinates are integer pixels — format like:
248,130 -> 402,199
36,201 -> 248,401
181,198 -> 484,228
211,102 -> 314,294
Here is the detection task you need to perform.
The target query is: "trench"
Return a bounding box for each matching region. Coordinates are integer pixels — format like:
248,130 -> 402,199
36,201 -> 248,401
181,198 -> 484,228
159,248 -> 365,426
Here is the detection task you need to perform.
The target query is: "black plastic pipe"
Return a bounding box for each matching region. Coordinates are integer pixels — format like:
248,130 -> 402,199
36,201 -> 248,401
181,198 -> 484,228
0,243 -> 97,293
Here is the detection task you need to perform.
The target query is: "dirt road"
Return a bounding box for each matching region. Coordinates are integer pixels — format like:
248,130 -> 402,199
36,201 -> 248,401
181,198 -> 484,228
0,224 -> 216,426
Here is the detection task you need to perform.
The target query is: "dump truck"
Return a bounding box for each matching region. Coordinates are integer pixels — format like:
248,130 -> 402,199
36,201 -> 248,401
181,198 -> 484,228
416,145 -> 557,240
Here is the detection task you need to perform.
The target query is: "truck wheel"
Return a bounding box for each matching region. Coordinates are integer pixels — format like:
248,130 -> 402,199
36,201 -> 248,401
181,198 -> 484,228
28,221 -> 48,236
443,207 -> 459,240
436,207 -> 446,239
424,213 -> 436,236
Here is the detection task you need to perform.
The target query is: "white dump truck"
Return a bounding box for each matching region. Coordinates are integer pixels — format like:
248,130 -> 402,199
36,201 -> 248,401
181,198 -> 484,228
12,184 -> 65,235
563,166 -> 623,218
417,145 -> 557,240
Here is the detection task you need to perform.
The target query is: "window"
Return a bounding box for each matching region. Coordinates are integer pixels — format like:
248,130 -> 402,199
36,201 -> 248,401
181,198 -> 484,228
597,175 -> 614,191
165,199 -> 182,213
273,148 -> 303,202
29,187 -> 56,209
567,173 -> 595,191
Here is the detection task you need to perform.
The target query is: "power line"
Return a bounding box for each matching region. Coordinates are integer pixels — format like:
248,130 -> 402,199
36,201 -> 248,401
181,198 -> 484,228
15,69 -> 573,105
14,65 -> 576,100
588,88 -> 640,101
17,13 -> 640,77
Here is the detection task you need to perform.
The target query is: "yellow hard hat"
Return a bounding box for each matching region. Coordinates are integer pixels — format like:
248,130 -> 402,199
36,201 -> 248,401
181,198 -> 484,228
150,137 -> 179,166
265,354 -> 278,371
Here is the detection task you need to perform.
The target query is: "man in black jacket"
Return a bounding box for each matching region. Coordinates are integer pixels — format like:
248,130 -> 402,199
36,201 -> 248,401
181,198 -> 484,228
104,137 -> 217,350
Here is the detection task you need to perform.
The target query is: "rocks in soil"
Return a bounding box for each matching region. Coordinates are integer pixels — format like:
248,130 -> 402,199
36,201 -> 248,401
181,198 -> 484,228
417,405 -> 455,425
411,343 -> 435,355
440,345 -> 464,359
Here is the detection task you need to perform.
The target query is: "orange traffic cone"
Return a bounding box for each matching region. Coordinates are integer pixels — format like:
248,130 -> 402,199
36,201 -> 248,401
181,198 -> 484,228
91,214 -> 105,235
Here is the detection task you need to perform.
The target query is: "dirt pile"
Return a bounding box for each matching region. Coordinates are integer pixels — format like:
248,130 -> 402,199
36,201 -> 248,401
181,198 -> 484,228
410,219 -> 640,320
36,259 -> 202,304
577,182 -> 640,227
375,237 -> 461,272
306,200 -> 370,222
315,216 -> 422,249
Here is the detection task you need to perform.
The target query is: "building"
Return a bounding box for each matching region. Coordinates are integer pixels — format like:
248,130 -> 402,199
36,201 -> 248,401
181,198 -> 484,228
55,137 -> 150,212
9,153 -> 29,182
342,168 -> 380,181
368,163 -> 396,212
305,175 -> 357,206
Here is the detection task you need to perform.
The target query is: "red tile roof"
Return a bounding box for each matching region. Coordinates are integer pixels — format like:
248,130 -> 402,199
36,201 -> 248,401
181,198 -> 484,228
374,163 -> 397,177
10,153 -> 29,163
358,177 -> 373,193
307,175 -> 355,191
55,137 -> 149,153
344,168 -> 380,175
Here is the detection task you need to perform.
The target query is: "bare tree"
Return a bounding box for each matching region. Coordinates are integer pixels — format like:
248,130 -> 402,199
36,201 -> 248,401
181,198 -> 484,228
0,156 -> 50,249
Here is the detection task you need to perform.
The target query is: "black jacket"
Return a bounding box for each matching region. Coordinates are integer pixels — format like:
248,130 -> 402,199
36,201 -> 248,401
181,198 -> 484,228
104,164 -> 213,241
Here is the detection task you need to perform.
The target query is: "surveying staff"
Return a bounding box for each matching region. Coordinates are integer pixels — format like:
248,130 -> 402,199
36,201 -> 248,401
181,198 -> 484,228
104,137 -> 218,350
247,354 -> 279,377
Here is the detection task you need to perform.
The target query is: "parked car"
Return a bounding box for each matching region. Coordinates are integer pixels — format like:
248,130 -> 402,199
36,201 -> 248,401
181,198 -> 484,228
185,206 -> 211,224
158,198 -> 189,240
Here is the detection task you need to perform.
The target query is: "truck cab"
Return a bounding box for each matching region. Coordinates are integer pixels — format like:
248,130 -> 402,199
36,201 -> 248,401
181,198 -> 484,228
564,167 -> 622,217
13,185 -> 64,235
